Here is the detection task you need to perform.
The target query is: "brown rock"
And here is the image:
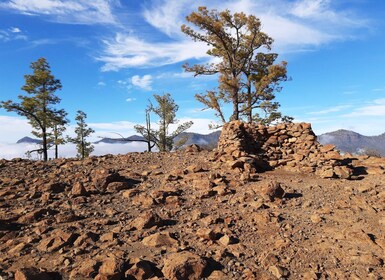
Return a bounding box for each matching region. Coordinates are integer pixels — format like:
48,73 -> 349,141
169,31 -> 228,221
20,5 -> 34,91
106,181 -> 131,192
162,251 -> 207,280
100,232 -> 116,242
207,270 -> 230,279
125,259 -> 160,279
334,166 -> 352,179
92,169 -> 123,193
262,181 -> 285,201
70,259 -> 100,279
45,182 -> 67,193
218,234 -> 237,246
320,144 -> 336,153
315,167 -> 335,178
268,265 -> 290,278
71,182 -> 88,197
130,211 -> 163,230
196,228 -> 216,241
142,232 -> 178,248
15,268 -> 59,280
97,257 -> 127,279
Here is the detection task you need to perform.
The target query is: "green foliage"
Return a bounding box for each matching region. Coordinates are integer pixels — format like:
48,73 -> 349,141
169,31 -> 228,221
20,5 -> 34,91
0,57 -> 67,161
182,7 -> 291,125
68,110 -> 94,159
135,93 -> 193,152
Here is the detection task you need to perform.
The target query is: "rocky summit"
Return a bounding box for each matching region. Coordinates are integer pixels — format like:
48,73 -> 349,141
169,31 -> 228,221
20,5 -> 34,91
1,122 -> 385,279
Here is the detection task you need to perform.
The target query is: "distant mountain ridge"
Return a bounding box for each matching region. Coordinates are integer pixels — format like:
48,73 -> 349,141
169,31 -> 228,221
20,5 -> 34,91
16,131 -> 221,149
16,137 -> 42,144
96,131 -> 221,150
17,129 -> 384,156
95,135 -> 145,144
318,129 -> 385,156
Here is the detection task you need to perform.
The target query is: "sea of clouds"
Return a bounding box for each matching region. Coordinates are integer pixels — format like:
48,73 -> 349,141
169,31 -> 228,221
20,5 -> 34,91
0,142 -> 148,160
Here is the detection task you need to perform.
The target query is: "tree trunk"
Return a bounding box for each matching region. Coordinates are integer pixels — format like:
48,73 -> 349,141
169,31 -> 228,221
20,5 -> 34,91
232,89 -> 239,121
146,110 -> 152,152
247,80 -> 252,123
42,128 -> 48,161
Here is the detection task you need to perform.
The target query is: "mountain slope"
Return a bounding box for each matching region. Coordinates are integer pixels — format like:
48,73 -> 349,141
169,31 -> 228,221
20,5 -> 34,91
318,130 -> 385,156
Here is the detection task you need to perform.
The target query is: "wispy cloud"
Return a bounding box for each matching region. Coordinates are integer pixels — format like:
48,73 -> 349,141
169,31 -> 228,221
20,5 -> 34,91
98,34 -> 209,71
343,98 -> 385,117
0,27 -> 27,42
0,0 -> 118,25
131,75 -> 153,91
97,0 -> 368,71
126,98 -> 136,102
372,87 -> 385,92
308,105 -> 352,115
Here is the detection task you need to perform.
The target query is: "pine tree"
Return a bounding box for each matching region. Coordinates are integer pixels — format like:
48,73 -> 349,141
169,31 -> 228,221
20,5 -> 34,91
0,57 -> 67,161
182,7 -> 290,124
135,93 -> 193,152
68,110 -> 94,159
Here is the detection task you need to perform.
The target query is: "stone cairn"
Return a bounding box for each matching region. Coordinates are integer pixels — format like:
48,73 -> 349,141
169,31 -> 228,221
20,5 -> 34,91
214,121 -> 353,179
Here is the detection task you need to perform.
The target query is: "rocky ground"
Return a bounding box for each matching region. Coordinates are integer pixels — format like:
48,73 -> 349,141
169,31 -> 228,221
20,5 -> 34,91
1,146 -> 385,279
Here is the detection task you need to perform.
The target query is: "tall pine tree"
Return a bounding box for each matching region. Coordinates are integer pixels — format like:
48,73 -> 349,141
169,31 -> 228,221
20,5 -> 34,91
182,7 -> 290,125
0,57 -> 67,161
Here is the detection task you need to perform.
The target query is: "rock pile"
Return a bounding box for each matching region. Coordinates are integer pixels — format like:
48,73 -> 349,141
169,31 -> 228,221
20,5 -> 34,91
215,121 -> 354,179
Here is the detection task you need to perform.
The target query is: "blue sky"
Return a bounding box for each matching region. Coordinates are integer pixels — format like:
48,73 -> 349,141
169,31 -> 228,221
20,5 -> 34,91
1,0 -> 385,146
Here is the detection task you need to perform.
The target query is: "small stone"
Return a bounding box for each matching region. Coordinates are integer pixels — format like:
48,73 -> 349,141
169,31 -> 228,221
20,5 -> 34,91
310,214 -> 322,224
196,228 -> 217,241
162,251 -> 207,280
15,268 -> 59,280
130,211 -> 163,230
268,265 -> 290,278
262,181 -> 285,201
141,232 -> 178,248
71,182 -> 88,197
218,235 -> 237,246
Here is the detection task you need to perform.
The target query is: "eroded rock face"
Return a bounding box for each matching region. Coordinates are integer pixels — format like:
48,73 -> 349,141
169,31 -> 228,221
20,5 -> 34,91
216,121 -> 354,178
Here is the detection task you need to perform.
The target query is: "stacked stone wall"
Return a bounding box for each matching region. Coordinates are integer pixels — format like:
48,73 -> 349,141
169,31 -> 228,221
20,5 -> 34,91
216,121 -> 353,179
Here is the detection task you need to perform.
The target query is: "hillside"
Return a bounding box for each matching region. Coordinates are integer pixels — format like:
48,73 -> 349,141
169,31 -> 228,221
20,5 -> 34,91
318,130 -> 385,156
1,147 -> 385,279
2,122 -> 385,279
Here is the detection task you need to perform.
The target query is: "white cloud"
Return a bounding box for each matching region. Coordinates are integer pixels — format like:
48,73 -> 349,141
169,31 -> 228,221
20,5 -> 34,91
131,75 -> 152,90
0,28 -> 27,42
0,142 -> 149,160
98,34 -> 209,71
0,115 -> 221,160
0,0 -> 117,25
308,105 -> 352,115
98,0 -> 367,71
89,121 -> 137,135
0,115 -> 33,143
9,27 -> 21,33
126,98 -> 136,102
97,81 -> 106,86
343,98 -> 385,117
143,0 -> 190,37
